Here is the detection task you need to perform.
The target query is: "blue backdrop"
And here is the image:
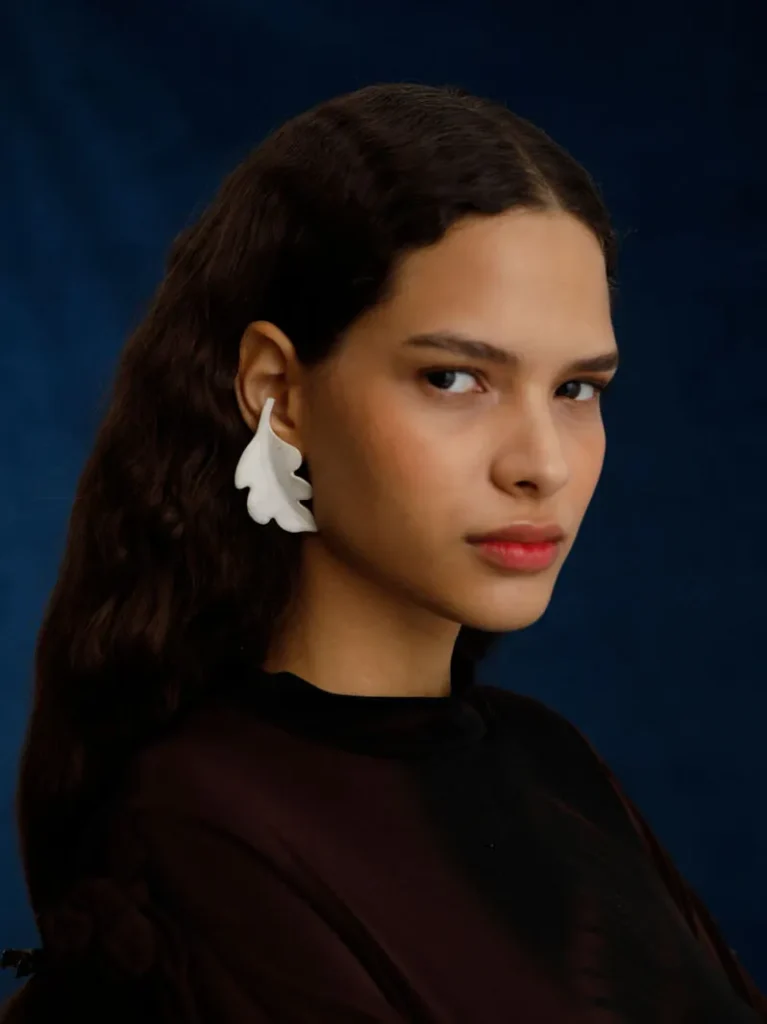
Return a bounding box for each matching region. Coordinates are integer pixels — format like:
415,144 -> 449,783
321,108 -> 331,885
2,0 -> 765,999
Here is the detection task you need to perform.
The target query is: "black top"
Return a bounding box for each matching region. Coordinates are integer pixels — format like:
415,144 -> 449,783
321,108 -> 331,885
3,662 -> 766,1022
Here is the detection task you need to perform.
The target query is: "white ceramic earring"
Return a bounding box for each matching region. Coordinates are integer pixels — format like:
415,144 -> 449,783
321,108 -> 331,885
234,396 -> 317,533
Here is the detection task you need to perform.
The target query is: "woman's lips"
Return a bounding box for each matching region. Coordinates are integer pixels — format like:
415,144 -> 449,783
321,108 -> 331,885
470,539 -> 560,572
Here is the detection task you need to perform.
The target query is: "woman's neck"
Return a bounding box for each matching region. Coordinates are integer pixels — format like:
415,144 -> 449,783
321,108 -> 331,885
263,537 -> 461,698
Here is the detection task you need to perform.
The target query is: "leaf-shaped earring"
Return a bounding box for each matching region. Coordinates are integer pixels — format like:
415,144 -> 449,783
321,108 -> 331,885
234,396 -> 317,533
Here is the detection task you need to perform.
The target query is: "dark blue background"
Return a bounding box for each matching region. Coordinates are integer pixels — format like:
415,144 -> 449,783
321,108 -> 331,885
2,0 -> 765,999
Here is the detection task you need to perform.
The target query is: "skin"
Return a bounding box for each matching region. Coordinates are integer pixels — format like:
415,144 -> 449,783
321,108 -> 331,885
235,209 -> 618,698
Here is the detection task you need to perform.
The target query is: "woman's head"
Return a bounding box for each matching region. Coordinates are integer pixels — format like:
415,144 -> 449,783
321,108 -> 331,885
19,82 -> 618,908
240,208 -> 616,648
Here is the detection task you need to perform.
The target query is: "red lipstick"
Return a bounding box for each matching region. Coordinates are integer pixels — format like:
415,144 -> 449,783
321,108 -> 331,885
467,523 -> 564,572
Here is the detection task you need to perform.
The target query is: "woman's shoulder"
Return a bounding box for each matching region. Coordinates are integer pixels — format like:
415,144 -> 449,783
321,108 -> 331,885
474,682 -> 603,763
473,682 -> 655,849
126,683 -> 303,809
0,707 -> 289,1017
474,684 -> 767,1013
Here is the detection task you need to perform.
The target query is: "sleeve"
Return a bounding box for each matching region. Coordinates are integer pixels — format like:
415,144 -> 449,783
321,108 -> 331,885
573,727 -> 767,1018
126,810 -> 408,1024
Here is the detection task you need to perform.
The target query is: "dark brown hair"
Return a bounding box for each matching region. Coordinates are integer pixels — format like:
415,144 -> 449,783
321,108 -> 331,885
16,82 -> 617,915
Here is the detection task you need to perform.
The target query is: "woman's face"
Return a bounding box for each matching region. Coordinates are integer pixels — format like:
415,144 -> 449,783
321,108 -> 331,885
301,209 -> 618,633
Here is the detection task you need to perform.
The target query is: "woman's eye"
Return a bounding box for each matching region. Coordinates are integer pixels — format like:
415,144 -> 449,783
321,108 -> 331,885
422,369 -> 483,394
558,380 -> 606,402
422,370 -> 609,402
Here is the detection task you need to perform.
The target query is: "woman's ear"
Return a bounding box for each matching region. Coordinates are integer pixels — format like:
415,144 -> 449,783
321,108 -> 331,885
235,321 -> 303,445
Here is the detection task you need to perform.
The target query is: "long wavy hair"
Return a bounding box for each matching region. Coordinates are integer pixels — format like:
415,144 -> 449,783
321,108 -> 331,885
15,82 -> 618,917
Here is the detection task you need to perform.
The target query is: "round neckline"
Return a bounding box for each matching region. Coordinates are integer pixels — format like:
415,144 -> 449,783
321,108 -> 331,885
225,657 -> 488,758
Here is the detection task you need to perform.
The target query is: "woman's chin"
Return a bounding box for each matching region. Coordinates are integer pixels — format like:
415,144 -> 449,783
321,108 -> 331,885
452,573 -> 559,634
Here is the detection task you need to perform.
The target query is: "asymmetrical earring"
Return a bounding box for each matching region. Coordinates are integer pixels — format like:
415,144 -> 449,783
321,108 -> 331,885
234,396 -> 318,533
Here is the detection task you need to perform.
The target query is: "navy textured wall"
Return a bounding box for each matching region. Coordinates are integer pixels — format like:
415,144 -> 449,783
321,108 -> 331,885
2,0 -> 765,998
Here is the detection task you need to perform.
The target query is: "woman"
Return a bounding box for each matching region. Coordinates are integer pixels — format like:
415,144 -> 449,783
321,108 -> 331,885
2,82 -> 764,1022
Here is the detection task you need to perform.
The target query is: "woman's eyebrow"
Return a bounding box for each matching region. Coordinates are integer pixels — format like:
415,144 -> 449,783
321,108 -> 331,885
402,331 -> 619,374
